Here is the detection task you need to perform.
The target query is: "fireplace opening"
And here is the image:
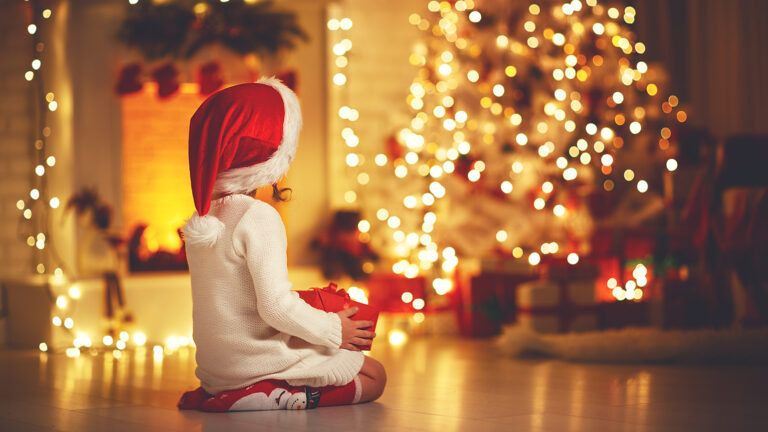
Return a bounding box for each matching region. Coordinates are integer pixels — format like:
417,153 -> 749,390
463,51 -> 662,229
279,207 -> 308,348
120,83 -> 283,272
121,83 -> 200,271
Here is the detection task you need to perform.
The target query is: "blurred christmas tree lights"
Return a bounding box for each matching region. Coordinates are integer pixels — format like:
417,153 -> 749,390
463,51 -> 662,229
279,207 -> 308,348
360,0 -> 686,303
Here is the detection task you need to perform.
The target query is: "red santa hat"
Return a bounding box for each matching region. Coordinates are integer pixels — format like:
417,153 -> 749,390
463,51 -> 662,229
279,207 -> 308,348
183,77 -> 301,247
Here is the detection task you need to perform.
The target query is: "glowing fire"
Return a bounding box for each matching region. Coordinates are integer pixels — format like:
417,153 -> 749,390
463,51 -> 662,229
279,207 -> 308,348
121,83 -> 199,252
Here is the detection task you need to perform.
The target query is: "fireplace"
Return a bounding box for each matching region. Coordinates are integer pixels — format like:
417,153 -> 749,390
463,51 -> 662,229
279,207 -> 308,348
120,83 -> 283,271
120,83 -> 197,271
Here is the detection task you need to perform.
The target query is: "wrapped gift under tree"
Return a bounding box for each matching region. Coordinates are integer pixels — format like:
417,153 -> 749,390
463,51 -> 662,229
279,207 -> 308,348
455,258 -> 539,337
516,276 -> 599,334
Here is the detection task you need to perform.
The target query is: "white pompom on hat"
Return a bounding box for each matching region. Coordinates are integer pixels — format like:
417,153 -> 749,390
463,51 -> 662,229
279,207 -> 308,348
183,77 -> 302,247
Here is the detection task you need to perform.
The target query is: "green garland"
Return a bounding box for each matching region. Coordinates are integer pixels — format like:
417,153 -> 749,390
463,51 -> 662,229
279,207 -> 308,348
118,0 -> 308,60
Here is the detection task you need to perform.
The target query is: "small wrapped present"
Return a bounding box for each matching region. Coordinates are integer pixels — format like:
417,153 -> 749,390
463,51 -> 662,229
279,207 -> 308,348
455,259 -> 539,337
516,279 -> 598,333
298,283 -> 380,350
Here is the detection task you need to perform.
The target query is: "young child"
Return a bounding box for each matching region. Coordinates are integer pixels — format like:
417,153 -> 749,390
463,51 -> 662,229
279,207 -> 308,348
177,78 -> 386,412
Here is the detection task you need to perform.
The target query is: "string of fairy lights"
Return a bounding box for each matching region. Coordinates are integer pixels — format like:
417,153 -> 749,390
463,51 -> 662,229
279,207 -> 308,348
24,0 -> 193,357
328,5 -> 427,342
18,0 -> 63,278
326,7 -> 382,307
327,11 -> 363,207
17,0 -> 77,354
358,0 -> 686,303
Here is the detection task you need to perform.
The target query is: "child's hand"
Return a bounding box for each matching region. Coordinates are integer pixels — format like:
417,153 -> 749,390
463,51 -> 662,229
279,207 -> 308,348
337,307 -> 375,351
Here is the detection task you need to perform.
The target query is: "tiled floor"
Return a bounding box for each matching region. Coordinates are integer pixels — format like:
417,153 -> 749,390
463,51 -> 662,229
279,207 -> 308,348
1,337 -> 766,431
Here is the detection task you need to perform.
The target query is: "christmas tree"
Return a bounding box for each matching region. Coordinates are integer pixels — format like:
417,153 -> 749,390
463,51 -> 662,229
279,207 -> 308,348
356,0 -> 682,300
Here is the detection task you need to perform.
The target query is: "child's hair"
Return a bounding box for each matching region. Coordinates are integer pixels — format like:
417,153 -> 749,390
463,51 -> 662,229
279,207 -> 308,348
272,184 -> 292,202
247,184 -> 292,202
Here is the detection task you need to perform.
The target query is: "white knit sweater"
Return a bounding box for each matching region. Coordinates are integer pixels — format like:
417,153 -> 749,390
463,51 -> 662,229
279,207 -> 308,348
186,194 -> 364,394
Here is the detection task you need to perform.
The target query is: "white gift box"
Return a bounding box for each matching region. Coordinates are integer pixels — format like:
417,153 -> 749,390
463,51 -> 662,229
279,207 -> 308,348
516,279 -> 598,334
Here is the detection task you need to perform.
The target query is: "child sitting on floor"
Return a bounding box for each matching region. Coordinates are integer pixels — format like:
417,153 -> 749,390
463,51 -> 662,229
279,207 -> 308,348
177,78 -> 386,411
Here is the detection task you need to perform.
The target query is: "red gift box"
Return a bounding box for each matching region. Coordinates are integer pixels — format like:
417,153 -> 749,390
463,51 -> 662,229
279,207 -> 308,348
365,273 -> 427,313
298,283 -> 380,350
455,259 -> 539,337
517,278 -> 599,333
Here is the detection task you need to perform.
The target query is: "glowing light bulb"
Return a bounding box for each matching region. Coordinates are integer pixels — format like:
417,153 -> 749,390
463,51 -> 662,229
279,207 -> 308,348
412,298 -> 425,310
133,332 -> 148,347
553,204 -> 566,217
332,73 -> 347,86
666,159 -> 678,172
388,329 -> 407,346
563,167 -> 578,181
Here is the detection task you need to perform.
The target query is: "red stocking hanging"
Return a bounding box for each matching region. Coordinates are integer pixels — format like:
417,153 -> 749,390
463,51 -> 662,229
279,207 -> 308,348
198,61 -> 224,95
152,62 -> 180,99
276,69 -> 298,92
115,63 -> 144,96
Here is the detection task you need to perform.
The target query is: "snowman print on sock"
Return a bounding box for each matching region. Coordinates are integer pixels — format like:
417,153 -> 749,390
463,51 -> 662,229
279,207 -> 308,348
229,387 -> 308,411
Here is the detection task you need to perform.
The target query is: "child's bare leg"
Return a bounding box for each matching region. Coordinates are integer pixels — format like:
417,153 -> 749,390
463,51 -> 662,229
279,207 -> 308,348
316,356 -> 386,407
357,356 -> 387,403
